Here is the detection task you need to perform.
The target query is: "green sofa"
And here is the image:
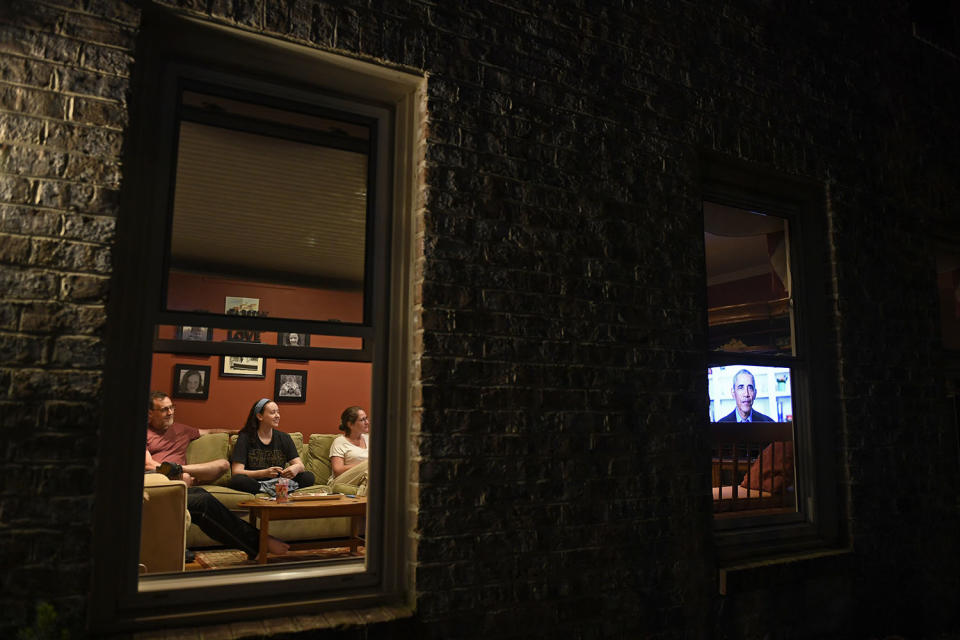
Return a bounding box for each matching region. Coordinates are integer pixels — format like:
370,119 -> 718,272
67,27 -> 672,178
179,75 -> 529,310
184,431 -> 363,548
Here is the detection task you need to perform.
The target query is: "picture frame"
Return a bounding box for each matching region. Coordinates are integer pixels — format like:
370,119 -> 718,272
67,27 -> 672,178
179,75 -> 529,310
225,296 -> 259,315
220,355 -> 266,378
274,369 -> 307,402
277,332 -> 309,362
278,332 -> 310,348
172,364 -> 211,399
176,325 -> 213,341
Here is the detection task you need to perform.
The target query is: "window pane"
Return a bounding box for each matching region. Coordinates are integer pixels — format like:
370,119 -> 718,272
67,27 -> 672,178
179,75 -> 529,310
707,365 -> 797,515
146,92 -> 377,577
142,350 -> 373,576
704,202 -> 793,355
165,95 -> 369,324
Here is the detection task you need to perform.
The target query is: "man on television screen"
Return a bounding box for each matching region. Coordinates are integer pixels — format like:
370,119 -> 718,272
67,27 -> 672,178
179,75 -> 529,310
718,369 -> 774,422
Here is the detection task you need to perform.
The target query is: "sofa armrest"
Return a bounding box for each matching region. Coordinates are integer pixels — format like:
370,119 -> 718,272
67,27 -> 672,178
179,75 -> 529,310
140,473 -> 188,574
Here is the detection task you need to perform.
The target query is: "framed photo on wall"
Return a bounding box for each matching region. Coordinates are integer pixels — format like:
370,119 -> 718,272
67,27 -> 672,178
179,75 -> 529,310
225,296 -> 259,315
177,325 -> 213,341
278,332 -> 310,347
275,369 -> 307,402
220,355 -> 266,378
172,364 -> 211,399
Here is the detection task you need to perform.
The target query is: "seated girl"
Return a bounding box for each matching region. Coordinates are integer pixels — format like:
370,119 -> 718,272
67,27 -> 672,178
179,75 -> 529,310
327,406 -> 370,488
228,398 -> 315,494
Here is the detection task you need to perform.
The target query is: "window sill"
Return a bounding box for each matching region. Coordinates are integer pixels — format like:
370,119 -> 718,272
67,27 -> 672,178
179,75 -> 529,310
133,603 -> 415,639
718,545 -> 852,595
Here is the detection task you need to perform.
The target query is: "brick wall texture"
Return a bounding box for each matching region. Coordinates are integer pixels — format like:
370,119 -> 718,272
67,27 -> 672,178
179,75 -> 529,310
2,0 -> 959,638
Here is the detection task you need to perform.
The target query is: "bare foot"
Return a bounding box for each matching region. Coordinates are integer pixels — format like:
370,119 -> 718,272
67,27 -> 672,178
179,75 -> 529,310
267,537 -> 289,555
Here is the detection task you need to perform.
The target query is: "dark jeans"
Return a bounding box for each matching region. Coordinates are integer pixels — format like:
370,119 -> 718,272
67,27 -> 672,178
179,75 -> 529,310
186,487 -> 260,558
226,471 -> 315,494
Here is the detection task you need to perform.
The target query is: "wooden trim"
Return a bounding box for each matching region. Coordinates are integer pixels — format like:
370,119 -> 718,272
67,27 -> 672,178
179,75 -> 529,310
708,297 -> 790,326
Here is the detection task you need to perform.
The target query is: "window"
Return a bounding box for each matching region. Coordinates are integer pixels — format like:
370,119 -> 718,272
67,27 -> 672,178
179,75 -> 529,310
702,158 -> 839,563
91,10 -> 424,632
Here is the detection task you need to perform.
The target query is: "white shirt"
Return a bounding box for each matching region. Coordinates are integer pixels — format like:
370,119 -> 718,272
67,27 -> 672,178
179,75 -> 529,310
329,433 -> 369,472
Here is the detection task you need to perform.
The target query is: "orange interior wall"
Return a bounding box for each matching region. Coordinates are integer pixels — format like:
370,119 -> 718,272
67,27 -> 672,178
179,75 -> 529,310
150,354 -> 371,437
150,272 -> 371,438
167,271 -> 363,322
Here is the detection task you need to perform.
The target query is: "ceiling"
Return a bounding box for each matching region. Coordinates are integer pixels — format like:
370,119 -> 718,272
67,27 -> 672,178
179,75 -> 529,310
703,201 -> 786,286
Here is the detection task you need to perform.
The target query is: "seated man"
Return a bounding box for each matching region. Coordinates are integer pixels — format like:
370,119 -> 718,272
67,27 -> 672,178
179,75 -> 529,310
147,391 -> 235,485
145,449 -> 289,558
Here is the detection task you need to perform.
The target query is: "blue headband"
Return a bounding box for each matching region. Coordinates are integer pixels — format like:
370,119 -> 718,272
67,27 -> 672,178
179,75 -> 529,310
254,398 -> 270,414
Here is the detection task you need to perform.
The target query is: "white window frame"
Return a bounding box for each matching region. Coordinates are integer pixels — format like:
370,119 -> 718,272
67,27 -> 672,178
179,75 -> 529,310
90,9 -> 425,632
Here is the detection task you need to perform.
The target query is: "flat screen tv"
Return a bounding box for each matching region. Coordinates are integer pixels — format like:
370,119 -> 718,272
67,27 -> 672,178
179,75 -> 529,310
707,364 -> 792,423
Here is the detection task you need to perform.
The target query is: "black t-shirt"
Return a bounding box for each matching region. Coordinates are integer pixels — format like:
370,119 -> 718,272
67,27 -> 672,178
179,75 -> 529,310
231,430 -> 299,471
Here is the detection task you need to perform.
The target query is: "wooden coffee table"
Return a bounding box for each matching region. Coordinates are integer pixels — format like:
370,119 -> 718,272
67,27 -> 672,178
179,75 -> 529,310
238,496 -> 366,564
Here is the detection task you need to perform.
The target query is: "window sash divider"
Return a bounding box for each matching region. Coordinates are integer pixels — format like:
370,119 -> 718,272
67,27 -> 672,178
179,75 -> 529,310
155,311 -> 373,336
708,353 -> 806,368
152,339 -> 372,361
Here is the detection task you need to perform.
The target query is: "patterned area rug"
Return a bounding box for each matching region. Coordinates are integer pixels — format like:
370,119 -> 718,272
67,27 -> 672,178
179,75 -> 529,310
194,546 -> 364,570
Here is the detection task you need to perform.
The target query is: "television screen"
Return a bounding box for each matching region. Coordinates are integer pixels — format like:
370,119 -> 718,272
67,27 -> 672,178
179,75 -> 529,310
707,364 -> 793,422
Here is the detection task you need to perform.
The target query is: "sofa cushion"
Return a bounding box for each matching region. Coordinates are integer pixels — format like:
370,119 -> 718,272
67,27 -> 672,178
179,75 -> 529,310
307,433 -> 338,483
739,441 -> 794,493
289,431 -> 304,458
185,433 -> 232,486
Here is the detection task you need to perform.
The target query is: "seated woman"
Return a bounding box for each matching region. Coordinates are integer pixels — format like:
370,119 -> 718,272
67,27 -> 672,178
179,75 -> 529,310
228,398 -> 315,494
327,406 -> 370,488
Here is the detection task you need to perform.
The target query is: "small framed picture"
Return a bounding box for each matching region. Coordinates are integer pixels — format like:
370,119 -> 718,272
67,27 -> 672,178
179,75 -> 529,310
275,369 -> 307,402
225,296 -> 259,315
177,326 -> 213,341
172,364 -> 211,399
220,355 -> 266,378
278,332 -> 310,347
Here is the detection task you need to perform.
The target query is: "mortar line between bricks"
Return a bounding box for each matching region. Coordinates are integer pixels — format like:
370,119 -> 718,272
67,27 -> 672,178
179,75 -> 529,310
0,77 -> 127,105
2,295 -> 107,305
0,48 -> 132,82
32,0 -> 140,23
0,206 -> 120,223
0,106 -> 127,133
0,202 -> 119,218
5,278 -> 112,290
1,366 -> 105,375
0,225 -> 115,245
0,264 -> 111,278
0,170 -> 121,192
2,16 -> 138,51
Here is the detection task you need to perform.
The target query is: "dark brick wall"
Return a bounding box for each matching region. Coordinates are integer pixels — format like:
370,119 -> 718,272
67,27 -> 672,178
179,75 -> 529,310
1,0 -> 137,632
2,0 -> 959,638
